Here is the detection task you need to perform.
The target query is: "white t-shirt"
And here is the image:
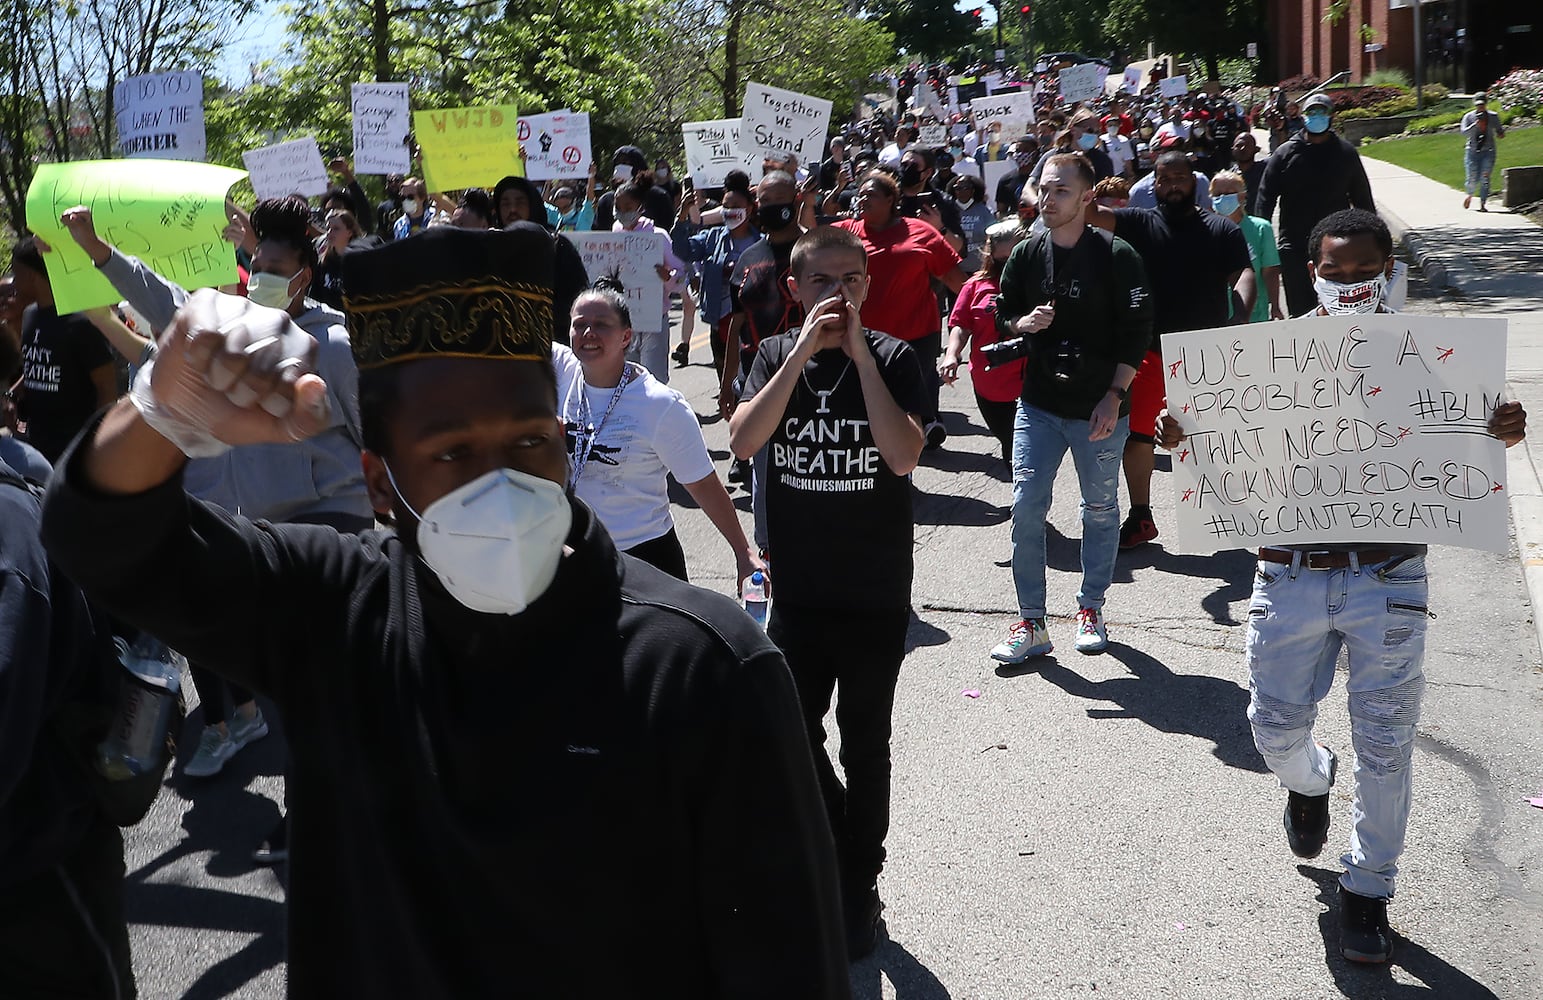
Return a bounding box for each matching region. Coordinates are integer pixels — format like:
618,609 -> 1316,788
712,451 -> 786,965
878,142 -> 906,167
1104,134 -> 1135,175
553,345 -> 716,550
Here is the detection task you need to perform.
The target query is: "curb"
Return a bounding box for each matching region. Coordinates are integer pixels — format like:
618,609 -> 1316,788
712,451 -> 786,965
1381,204 -> 1449,290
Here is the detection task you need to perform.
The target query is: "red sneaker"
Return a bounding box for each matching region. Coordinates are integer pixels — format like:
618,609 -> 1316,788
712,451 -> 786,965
1118,513 -> 1158,549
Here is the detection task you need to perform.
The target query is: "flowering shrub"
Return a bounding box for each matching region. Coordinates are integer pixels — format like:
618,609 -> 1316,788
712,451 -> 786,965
1489,68 -> 1543,115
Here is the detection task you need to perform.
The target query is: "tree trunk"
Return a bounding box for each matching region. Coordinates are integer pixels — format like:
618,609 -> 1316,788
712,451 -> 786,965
373,0 -> 392,82
724,0 -> 742,117
1206,53 -> 1221,82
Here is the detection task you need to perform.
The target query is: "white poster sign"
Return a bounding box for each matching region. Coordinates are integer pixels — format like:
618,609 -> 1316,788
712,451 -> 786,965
242,137 -> 329,201
1057,63 -> 1106,105
918,125 -> 947,147
114,70 -> 205,161
351,82 -> 411,174
682,118 -> 762,187
567,232 -> 666,334
1123,65 -> 1144,95
517,111 -> 591,180
1159,75 -> 1190,98
1163,315 -> 1509,553
969,91 -> 1037,137
983,159 -> 1015,203
1247,42 -> 1259,58
742,82 -> 833,159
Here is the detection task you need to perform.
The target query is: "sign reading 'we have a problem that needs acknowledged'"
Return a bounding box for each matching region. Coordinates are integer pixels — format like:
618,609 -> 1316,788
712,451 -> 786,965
1162,315 -> 1510,553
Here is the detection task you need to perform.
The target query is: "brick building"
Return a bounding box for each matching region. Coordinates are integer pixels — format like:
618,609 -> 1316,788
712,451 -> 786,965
1267,0 -> 1540,92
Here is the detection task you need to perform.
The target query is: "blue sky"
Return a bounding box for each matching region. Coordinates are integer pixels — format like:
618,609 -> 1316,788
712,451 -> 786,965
216,0 -> 289,85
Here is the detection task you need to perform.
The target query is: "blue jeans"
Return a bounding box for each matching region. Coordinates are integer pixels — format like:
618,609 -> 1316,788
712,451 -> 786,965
1244,552 -> 1429,899
1009,401 -> 1128,620
1464,146 -> 1497,201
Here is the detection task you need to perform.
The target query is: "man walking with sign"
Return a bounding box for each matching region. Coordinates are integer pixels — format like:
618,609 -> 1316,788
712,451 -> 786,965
1155,209 -> 1527,965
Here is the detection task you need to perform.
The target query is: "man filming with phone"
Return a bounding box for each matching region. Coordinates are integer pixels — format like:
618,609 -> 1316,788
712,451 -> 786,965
987,152 -> 1153,664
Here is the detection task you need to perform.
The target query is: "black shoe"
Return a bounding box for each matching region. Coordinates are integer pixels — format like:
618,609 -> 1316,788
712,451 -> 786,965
727,458 -> 749,485
1339,886 -> 1394,963
844,884 -> 884,961
252,815 -> 288,865
672,343 -> 690,367
1284,747 -> 1337,858
923,420 -> 947,450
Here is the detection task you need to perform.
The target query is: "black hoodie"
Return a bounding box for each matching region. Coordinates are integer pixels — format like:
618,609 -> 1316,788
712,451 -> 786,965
494,176 -> 588,345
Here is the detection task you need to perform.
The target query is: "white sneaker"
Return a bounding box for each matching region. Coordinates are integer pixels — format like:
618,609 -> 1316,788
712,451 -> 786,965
1074,607 -> 1109,653
184,726 -> 237,777
990,618 -> 1053,663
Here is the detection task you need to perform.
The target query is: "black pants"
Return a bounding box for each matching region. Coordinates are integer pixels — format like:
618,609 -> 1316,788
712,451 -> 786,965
623,528 -> 688,581
768,603 -> 909,896
0,814 -> 135,999
910,330 -> 942,425
1279,242 -> 1315,317
976,393 -> 1017,465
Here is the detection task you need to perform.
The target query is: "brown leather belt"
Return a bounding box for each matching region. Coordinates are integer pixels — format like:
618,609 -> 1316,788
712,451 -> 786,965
1257,547 -> 1397,570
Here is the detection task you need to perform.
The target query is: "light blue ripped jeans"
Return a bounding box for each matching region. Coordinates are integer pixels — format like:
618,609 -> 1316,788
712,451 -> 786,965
1009,400 -> 1128,620
1245,551 -> 1428,899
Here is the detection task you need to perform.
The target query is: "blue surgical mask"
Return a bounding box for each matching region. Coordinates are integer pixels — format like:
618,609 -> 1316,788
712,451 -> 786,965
1212,193 -> 1241,216
1077,132 -> 1099,151
1304,112 -> 1331,135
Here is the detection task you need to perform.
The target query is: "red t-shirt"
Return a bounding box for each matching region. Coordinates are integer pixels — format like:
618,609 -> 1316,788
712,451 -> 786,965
835,217 -> 961,342
948,275 -> 1024,403
1100,112 -> 1135,138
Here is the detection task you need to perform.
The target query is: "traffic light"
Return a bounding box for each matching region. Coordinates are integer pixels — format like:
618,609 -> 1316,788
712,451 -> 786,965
970,7 -> 983,23
1019,3 -> 1031,17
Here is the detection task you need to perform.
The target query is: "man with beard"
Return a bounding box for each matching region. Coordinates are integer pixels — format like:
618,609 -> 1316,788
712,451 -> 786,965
38,226 -> 848,997
1085,151 -> 1254,550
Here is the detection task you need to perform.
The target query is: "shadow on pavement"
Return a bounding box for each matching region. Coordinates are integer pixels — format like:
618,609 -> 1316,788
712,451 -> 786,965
906,609 -> 951,654
850,931 -> 954,999
124,881 -> 284,1000
1043,526 -> 1256,625
912,488 -> 1010,527
1418,224 -> 1543,309
999,642 -> 1267,773
1295,865 -> 1500,999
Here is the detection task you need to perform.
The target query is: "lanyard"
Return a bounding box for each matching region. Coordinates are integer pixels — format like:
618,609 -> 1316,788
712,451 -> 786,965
570,365 -> 636,487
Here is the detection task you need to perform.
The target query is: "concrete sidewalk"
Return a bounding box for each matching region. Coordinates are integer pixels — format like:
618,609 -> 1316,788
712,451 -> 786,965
1365,155 -> 1543,656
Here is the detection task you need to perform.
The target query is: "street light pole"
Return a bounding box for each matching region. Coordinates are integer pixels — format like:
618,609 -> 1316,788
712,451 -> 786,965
1413,0 -> 1425,112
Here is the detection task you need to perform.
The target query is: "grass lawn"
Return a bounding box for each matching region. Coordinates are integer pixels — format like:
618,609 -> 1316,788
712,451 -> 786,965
1360,125 -> 1543,193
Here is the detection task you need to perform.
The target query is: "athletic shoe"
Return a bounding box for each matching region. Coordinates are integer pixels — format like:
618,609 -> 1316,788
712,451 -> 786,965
1073,607 -> 1109,653
252,815 -> 288,866
1478,203 -> 1488,213
845,884 -> 885,961
1118,512 -> 1158,549
990,618 -> 1053,663
672,343 -> 690,367
228,707 -> 269,749
1463,195 -> 1472,209
727,458 -> 749,485
1284,747 -> 1337,858
1339,886 -> 1394,963
924,420 -> 947,450
184,726 -> 238,777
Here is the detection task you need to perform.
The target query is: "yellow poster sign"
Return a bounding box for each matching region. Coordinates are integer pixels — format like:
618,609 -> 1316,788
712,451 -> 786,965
25,159 -> 248,314
412,104 -> 522,191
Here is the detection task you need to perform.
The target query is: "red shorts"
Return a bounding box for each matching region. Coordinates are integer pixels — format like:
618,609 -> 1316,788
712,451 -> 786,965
1128,349 -> 1165,442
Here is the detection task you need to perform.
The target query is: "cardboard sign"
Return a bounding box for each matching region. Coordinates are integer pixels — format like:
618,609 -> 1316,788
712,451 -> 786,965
1123,65 -> 1144,94
742,82 -> 833,159
969,91 -> 1037,137
413,104 -> 521,191
1159,75 -> 1190,98
567,232 -> 667,334
242,137 -> 329,201
682,118 -> 762,187
1163,315 -> 1510,553
983,159 -> 1015,203
518,111 -> 591,180
25,160 -> 246,313
114,71 -> 205,161
918,125 -> 947,147
1057,63 -> 1106,105
351,83 -> 411,174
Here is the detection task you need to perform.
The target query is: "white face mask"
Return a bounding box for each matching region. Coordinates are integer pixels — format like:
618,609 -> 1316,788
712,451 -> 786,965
402,198 -> 422,216
722,207 -> 748,228
656,168 -> 670,182
246,269 -> 303,311
387,466 -> 573,616
955,197 -> 974,210
1313,273 -> 1387,315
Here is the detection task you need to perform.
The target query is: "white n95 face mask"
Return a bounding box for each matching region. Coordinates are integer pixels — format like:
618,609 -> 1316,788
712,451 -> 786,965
387,466 -> 573,615
1313,274 -> 1386,315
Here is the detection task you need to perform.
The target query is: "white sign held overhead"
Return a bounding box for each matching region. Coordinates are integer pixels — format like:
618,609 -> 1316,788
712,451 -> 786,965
1247,42 -> 1259,58
1159,75 -> 1190,98
242,137 -> 330,201
918,125 -> 947,146
1057,62 -> 1106,105
982,159 -> 1015,203
969,91 -> 1037,136
681,118 -> 762,187
742,82 -> 833,159
1162,315 -> 1510,553
114,70 -> 205,161
351,83 -> 411,174
517,111 -> 591,180
1123,64 -> 1144,94
567,232 -> 667,334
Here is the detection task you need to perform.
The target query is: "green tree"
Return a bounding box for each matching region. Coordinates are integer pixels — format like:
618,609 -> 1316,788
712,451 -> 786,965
867,0 -> 979,60
1104,0 -> 1264,82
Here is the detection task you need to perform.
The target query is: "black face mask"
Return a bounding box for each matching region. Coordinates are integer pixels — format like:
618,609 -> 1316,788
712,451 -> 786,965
899,162 -> 923,187
757,203 -> 797,231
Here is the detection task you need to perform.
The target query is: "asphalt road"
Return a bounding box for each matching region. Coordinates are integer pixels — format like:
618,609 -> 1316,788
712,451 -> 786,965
124,287 -> 1543,999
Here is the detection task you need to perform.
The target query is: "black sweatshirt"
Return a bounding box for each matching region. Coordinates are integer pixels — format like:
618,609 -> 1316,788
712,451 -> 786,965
1255,131 -> 1375,250
42,427 -> 849,999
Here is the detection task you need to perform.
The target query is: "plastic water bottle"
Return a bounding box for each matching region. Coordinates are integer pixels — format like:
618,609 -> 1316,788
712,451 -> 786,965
742,570 -> 769,628
95,635 -> 185,780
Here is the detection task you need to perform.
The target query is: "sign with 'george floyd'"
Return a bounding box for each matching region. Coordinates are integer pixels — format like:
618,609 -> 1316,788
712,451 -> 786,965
1163,315 -> 1509,553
